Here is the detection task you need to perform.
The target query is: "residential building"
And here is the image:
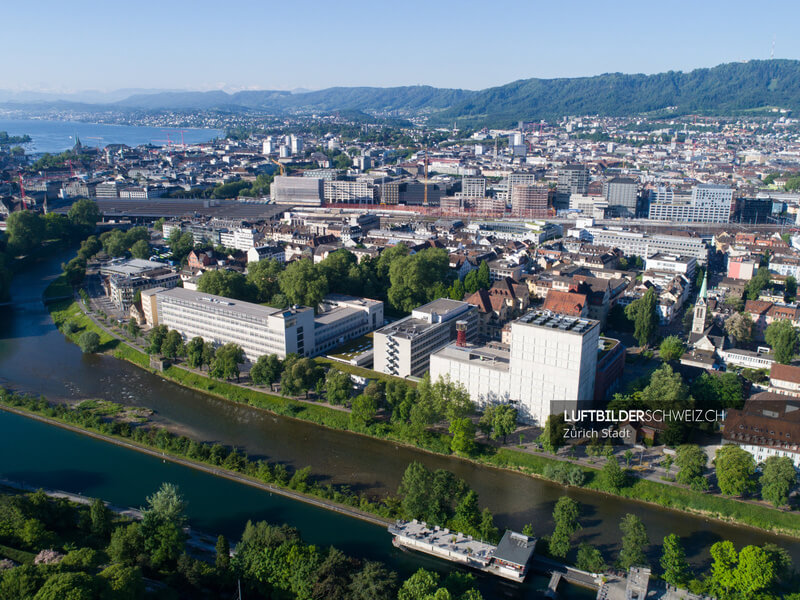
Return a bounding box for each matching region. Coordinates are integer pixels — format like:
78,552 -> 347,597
247,245 -> 286,264
724,393 -> 800,468
373,299 -> 478,377
100,258 -> 180,310
430,310 -> 601,424
556,165 -> 589,209
727,256 -> 757,280
460,176 -> 486,199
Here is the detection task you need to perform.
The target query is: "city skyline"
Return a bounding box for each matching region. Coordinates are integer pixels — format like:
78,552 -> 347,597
3,0 -> 799,93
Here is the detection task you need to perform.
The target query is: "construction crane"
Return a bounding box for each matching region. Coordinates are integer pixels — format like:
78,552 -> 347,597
422,147 -> 429,206
268,156 -> 285,176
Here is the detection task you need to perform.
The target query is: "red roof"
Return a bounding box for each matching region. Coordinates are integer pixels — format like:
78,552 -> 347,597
542,290 -> 587,317
770,363 -> 800,385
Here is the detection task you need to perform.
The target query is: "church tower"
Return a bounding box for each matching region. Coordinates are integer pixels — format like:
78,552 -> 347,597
692,271 -> 708,335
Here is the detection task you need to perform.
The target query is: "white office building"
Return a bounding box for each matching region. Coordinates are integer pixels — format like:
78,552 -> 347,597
430,311 -> 600,424
374,299 -> 478,377
151,288 -> 383,362
460,176 -> 487,199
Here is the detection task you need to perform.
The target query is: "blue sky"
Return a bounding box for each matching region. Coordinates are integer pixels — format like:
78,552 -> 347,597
4,0 -> 799,93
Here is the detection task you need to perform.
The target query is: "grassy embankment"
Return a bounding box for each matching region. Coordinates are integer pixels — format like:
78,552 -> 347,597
44,280 -> 800,538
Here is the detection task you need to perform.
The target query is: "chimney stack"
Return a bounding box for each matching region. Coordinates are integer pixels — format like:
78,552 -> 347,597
456,320 -> 468,347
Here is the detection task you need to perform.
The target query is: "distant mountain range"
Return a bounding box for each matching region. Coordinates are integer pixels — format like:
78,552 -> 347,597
3,60 -> 799,126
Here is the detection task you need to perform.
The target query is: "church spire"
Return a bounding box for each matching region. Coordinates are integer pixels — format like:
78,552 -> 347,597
698,269 -> 708,301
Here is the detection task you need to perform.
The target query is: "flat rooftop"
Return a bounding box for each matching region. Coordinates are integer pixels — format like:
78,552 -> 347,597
389,520 -> 496,563
158,287 -> 310,321
514,310 -> 598,336
314,305 -> 362,326
377,316 -> 436,340
412,298 -> 471,318
100,258 -> 170,276
434,343 -> 510,371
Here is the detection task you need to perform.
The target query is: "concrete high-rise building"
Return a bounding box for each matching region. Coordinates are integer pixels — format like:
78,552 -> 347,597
556,165 -> 590,210
510,184 -> 549,217
262,138 -> 274,155
373,299 -> 478,377
460,176 -> 486,199
602,177 -> 638,217
290,135 -> 304,155
430,310 -> 600,424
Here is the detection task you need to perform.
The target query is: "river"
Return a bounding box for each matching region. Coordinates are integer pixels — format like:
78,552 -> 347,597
1,255 -> 799,594
0,118 -> 222,153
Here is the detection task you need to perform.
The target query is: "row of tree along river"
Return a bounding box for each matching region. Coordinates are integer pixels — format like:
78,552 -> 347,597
1,255 -> 799,595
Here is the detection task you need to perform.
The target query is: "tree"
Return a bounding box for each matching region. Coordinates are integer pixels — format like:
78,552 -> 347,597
463,270 -> 479,295
247,258 -> 283,303
398,569 -> 441,600
675,444 -> 708,490
398,462 -> 432,520
659,335 -> 685,361
125,319 -> 140,340
478,508 -> 498,542
710,541 -> 776,598
324,368 -> 352,405
786,275 -> 797,301
760,455 -> 797,507
478,404 -> 517,443
765,318 -> 799,364
599,456 -> 626,492
90,497 -> 112,539
350,394 -> 378,427
147,325 -> 168,355
690,372 -> 744,410
98,564 -> 144,600
6,210 -> 45,255
724,311 -> 753,344
539,413 -> 570,453
549,497 -> 580,558
452,490 -> 480,535
201,341 -> 216,370
388,248 -> 451,313
476,261 -> 490,290
318,249 -> 358,294
215,534 -> 230,571
745,267 -> 772,300
160,330 -> 185,359
107,522 -> 145,565
279,258 -> 329,309
448,279 -> 465,300
449,417 -> 476,455
197,269 -> 253,301
280,357 -> 324,396
78,331 -> 100,354
130,239 -> 150,260
660,534 -> 691,587
185,337 -> 205,369
68,198 -> 100,237
576,543 -> 607,573
723,295 -> 744,312
624,287 -> 659,346
63,257 -> 87,287
348,561 -> 398,600
250,353 -> 283,385
618,514 -> 649,569
140,482 -> 188,568
715,445 -> 756,497
209,343 -> 245,381
30,572 -> 96,600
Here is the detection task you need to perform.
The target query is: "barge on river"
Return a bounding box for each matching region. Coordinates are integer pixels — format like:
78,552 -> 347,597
388,519 -> 536,582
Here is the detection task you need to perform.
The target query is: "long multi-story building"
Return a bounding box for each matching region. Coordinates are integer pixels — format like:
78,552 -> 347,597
648,184 -> 733,223
151,288 -> 383,362
430,310 -> 600,424
556,165 -> 589,209
373,299 -> 478,377
582,228 -> 709,263
100,258 -> 180,310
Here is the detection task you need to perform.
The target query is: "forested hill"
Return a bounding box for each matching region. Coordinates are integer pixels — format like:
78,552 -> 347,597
433,60 -> 800,125
7,60 -> 799,125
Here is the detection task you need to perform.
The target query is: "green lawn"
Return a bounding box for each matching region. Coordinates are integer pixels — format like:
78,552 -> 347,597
42,274 -> 72,301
